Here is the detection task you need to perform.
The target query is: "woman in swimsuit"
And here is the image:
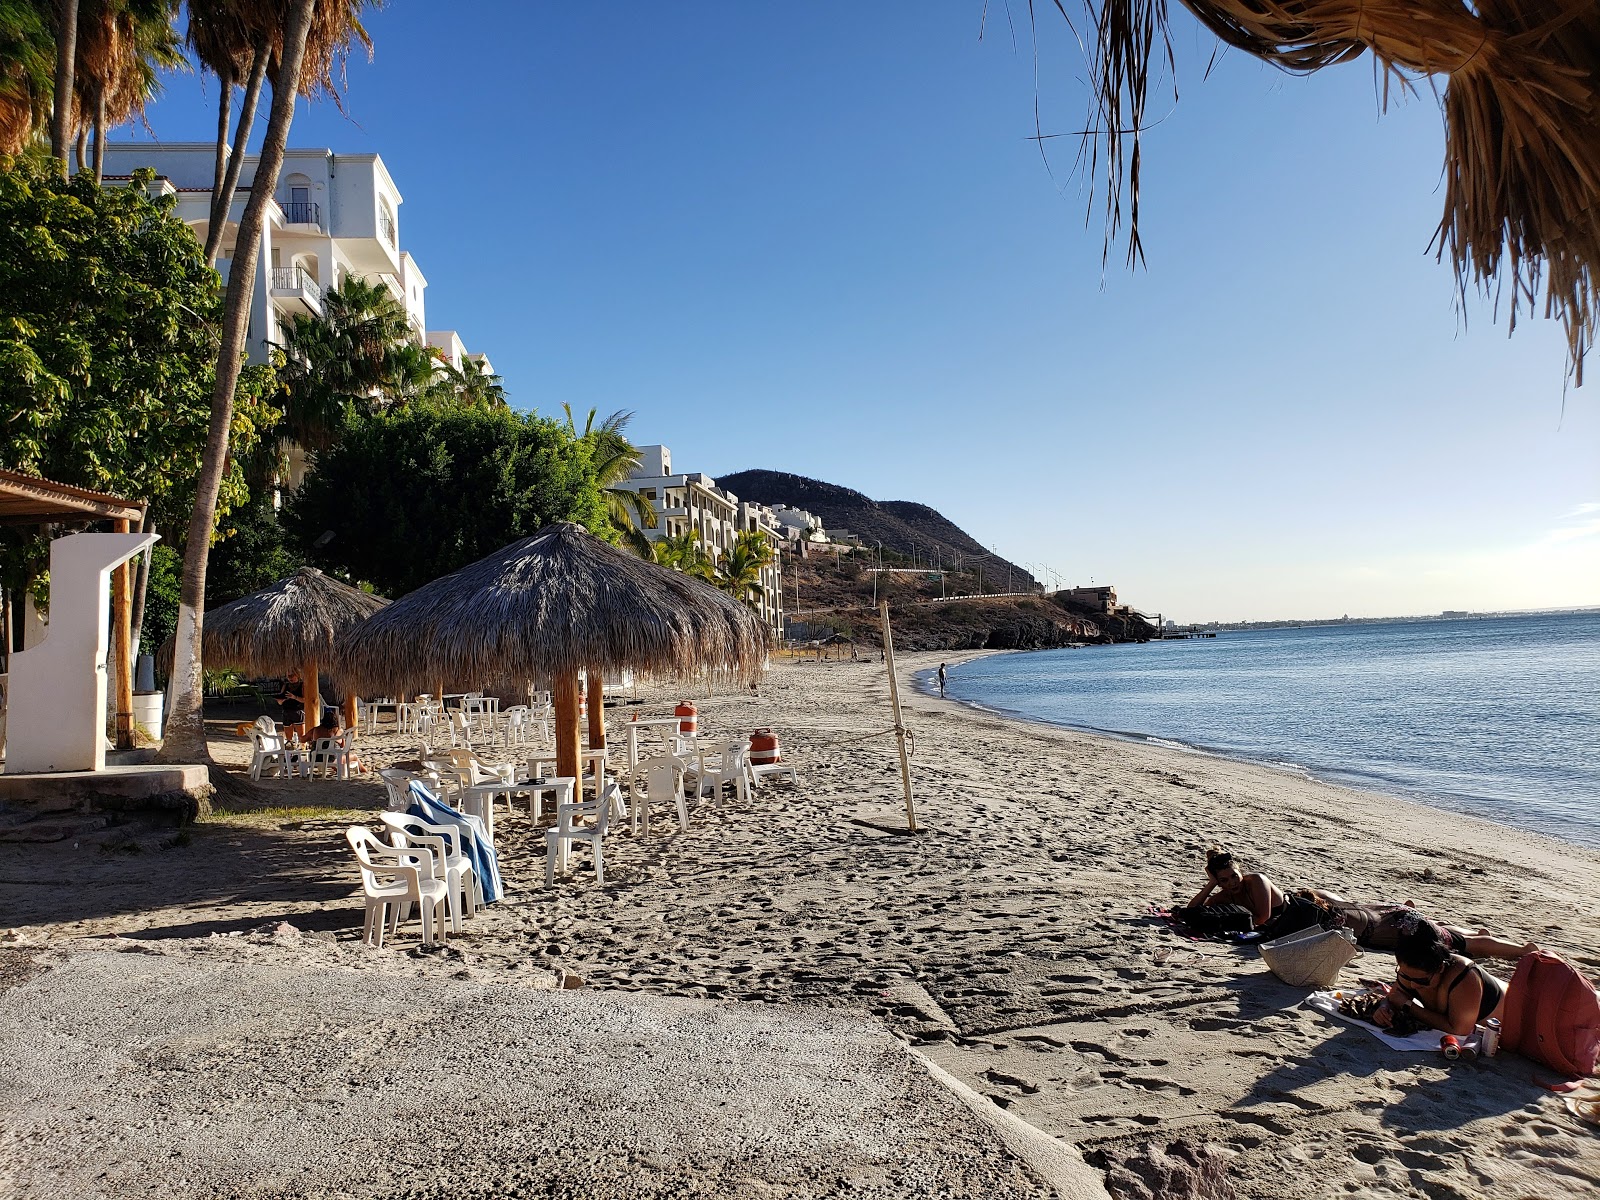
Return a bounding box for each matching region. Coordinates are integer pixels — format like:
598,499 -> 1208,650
1186,847 -> 1286,929
1305,891 -> 1535,961
1378,912 -> 1509,1037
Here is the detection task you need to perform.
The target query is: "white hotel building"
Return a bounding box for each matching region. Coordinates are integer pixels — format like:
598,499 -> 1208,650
100,143 -> 491,375
610,446 -> 785,637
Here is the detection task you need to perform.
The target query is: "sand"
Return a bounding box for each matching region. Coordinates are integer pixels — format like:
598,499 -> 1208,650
3,648 -> 1599,1199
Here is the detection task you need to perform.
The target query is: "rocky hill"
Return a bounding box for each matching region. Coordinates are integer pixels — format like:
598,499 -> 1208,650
715,469 -> 1036,591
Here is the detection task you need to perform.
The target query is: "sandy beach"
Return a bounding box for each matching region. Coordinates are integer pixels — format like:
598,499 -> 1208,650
3,649 -> 1599,1199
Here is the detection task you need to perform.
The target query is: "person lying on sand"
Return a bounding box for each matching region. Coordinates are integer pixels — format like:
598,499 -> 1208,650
1305,891 -> 1536,961
1179,846 -> 1287,930
1377,912 -> 1509,1038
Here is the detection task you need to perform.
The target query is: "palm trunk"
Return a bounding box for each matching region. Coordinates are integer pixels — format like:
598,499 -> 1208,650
91,91 -> 104,184
159,0 -> 317,764
49,0 -> 79,170
206,79 -> 232,251
73,125 -> 86,174
204,42 -> 269,269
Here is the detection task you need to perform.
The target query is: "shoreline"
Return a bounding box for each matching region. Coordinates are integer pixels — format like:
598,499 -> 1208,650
915,646 -> 1600,853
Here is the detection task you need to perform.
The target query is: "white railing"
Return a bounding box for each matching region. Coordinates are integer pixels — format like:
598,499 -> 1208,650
269,266 -> 323,304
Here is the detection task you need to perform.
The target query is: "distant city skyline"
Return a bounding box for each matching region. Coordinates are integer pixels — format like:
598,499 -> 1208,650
116,3 -> 1598,623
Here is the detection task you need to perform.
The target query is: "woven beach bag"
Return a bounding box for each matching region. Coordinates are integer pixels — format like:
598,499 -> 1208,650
1259,926 -> 1360,989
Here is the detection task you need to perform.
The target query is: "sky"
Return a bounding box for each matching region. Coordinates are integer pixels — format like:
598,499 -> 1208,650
119,2 -> 1599,622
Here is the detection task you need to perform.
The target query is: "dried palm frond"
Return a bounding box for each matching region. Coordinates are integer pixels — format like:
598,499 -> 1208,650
1073,0 -> 1600,382
336,522 -> 769,696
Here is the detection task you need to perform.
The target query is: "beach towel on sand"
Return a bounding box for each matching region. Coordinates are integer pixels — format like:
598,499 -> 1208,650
407,780 -> 504,904
1305,991 -> 1439,1052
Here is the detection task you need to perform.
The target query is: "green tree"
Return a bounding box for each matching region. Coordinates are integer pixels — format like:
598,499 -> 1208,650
715,528 -> 773,606
421,351 -> 506,410
285,405 -> 608,597
0,159 -> 276,591
272,274 -> 419,454
564,405 -> 656,553
205,490 -> 305,608
649,528 -> 714,580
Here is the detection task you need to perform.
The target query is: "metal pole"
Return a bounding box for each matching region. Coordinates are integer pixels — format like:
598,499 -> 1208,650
879,598 -> 917,832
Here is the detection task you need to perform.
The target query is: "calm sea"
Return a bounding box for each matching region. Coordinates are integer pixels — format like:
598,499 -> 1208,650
935,612 -> 1600,849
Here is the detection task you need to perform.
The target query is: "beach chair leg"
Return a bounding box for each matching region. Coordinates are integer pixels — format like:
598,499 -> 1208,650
592,841 -> 604,885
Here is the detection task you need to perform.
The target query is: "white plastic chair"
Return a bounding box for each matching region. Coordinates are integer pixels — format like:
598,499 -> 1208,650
379,768 -> 420,811
749,759 -> 799,789
309,729 -> 360,779
498,705 -> 530,748
628,754 -> 688,836
249,729 -> 303,780
346,824 -> 447,947
685,740 -> 751,804
380,811 -> 480,933
545,782 -> 618,886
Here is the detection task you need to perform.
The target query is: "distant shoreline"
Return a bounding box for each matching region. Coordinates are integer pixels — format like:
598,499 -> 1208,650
1178,605 -> 1600,633
913,641 -> 1600,852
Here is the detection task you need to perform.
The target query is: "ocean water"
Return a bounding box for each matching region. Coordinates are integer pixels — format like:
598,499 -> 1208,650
936,613 -> 1600,848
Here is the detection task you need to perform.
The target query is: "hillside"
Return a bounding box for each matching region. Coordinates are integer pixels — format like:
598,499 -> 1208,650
716,469 -> 1036,591
780,551 -> 1159,651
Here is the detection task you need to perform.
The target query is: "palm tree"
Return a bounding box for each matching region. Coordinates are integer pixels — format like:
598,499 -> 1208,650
563,406 -> 658,553
715,529 -> 773,607
0,1 -> 55,154
162,0 -> 370,765
419,351 -> 507,410
72,0 -> 183,182
650,529 -> 714,581
187,0 -> 265,265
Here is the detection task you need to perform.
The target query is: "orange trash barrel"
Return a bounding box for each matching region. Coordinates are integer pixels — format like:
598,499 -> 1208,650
749,728 -> 781,765
674,700 -> 698,735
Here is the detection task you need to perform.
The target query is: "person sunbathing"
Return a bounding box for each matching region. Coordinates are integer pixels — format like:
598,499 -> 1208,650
1179,846 -> 1287,931
1378,912 -> 1509,1038
1305,891 -> 1535,961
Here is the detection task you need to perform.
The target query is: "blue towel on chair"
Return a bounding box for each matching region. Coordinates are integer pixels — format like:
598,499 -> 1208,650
407,780 -> 504,904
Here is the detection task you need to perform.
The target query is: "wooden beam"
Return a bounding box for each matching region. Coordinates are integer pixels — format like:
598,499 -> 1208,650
112,518 -> 134,750
553,671 -> 582,782
879,598 -> 917,832
302,658 -> 319,740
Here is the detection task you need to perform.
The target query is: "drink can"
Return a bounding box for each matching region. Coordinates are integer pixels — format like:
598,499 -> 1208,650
1482,1018 -> 1501,1057
1440,1034 -> 1461,1060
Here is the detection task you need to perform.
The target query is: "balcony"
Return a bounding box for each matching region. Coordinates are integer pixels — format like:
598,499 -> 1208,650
282,199 -> 322,228
269,266 -> 324,316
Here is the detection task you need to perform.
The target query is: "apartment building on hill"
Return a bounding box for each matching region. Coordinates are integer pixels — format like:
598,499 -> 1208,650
609,445 -> 785,637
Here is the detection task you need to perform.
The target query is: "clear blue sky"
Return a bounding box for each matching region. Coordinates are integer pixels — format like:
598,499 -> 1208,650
122,2 -> 1598,622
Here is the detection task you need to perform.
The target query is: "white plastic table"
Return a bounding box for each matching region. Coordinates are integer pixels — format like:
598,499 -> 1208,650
622,716 -> 684,770
463,774 -> 575,842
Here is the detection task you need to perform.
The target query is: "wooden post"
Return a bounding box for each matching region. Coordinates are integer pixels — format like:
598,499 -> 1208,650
303,658 -> 319,736
112,517 -> 134,750
341,693 -> 358,730
553,670 -> 582,781
879,599 -> 917,832
587,670 -> 606,753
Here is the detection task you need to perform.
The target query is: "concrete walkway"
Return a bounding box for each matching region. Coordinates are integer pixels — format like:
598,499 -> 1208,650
0,947 -> 1108,1200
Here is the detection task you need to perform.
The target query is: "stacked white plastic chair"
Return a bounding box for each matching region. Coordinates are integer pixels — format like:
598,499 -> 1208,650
380,811 -> 481,934
346,824 -> 448,947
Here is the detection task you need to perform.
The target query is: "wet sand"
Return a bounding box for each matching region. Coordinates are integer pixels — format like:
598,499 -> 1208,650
4,650 -> 1598,1198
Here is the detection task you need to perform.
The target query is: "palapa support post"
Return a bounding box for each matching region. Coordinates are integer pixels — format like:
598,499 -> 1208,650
111,517 -> 135,750
341,693 -> 358,731
303,658 -> 319,736
878,598 -> 917,832
553,670 -> 582,782
587,670 -> 606,754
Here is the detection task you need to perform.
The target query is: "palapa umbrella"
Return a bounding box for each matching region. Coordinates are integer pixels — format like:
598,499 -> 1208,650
1073,0 -> 1600,383
335,522 -> 769,781
168,566 -> 389,729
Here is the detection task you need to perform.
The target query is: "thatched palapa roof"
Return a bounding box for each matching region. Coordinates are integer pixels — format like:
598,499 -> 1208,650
336,523 -> 769,695
189,566 -> 389,675
1077,0 -> 1600,383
